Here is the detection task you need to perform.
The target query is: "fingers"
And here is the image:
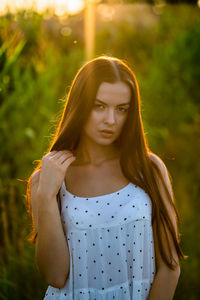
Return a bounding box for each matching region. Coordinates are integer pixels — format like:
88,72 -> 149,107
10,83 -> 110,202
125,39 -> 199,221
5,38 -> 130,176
57,152 -> 75,164
48,150 -> 72,158
47,150 -> 75,163
62,155 -> 76,169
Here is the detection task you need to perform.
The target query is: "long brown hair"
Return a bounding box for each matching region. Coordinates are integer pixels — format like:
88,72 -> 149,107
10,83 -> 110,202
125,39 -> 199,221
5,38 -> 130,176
26,56 -> 187,270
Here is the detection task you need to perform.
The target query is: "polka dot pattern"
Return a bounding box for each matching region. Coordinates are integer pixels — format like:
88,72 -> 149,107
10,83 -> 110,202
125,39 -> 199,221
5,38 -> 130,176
43,181 -> 155,300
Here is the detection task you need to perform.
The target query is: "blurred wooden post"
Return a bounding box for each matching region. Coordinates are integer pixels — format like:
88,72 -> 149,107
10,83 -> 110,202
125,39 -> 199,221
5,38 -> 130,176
84,0 -> 96,61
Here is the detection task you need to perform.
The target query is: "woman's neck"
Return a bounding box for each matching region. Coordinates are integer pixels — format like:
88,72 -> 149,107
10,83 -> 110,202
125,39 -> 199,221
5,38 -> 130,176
73,138 -> 120,167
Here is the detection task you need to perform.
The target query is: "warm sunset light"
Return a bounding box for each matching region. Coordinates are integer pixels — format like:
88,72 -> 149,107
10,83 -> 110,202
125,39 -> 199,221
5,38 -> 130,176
0,0 -> 85,16
0,0 -> 98,60
85,0 -> 96,60
66,0 -> 85,15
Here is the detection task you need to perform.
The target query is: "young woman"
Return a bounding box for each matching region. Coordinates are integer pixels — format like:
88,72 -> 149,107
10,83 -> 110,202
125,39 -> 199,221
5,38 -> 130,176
27,56 -> 186,300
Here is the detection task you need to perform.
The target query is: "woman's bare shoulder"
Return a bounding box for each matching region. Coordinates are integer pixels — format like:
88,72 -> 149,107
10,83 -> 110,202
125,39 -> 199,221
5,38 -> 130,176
148,152 -> 167,172
148,152 -> 174,202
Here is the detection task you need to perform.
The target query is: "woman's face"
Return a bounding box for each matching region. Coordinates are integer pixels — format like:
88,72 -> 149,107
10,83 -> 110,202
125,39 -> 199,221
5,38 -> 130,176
82,81 -> 131,146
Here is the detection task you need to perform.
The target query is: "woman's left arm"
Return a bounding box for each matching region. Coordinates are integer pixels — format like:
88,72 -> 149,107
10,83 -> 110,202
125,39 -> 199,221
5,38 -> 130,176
147,153 -> 181,300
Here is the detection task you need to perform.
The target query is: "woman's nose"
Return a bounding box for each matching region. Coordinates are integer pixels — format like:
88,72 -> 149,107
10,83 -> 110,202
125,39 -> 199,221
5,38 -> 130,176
103,108 -> 115,125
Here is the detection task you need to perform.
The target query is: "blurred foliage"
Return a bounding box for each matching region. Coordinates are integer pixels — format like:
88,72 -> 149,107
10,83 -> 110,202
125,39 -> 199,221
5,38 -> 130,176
0,4 -> 199,300
105,0 -> 197,4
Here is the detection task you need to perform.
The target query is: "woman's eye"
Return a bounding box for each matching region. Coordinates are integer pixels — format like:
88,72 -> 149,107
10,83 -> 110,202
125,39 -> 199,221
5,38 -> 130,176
94,104 -> 104,109
117,107 -> 128,112
93,104 -> 128,112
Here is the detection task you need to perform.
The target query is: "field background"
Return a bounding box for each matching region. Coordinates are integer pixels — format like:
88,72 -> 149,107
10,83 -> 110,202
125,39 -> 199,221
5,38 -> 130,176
0,3 -> 200,299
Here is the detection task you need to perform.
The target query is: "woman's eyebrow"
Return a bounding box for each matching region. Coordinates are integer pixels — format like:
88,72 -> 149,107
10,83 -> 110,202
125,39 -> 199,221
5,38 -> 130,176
95,99 -> 130,106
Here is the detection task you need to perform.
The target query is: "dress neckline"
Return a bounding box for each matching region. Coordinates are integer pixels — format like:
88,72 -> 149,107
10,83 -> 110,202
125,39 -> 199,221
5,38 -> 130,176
62,181 -> 132,199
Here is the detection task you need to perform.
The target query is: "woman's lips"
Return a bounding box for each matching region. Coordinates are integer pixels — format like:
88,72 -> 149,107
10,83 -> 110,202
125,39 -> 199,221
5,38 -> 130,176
100,130 -> 114,138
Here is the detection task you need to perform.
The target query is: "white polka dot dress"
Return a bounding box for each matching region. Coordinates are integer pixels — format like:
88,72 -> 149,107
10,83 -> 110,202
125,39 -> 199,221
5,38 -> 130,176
43,181 -> 155,300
